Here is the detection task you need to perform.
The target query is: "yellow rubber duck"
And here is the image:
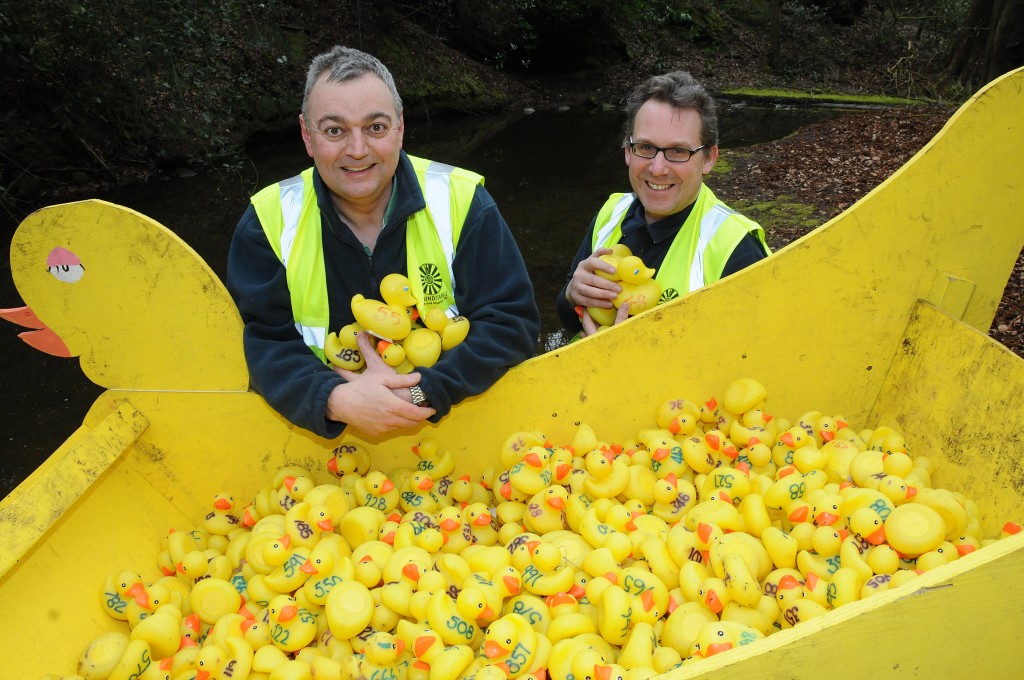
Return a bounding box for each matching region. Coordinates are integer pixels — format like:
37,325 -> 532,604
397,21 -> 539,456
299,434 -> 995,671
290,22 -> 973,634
411,438 -> 456,480
613,255 -> 661,316
583,449 -> 630,499
690,620 -> 764,658
327,441 -> 371,480
194,636 -> 254,680
260,535 -> 312,594
300,543 -> 355,606
101,570 -> 144,622
412,628 -> 476,680
463,502 -> 499,546
381,272 -> 419,308
283,501 -> 333,550
351,293 -> 411,341
199,493 -> 241,536
448,474 -> 491,506
324,322 -> 366,371
481,612 -> 540,678
507,447 -> 553,497
402,327 -> 443,368
522,485 -> 569,535
424,589 -> 488,647
323,579 -> 375,642
400,470 -> 445,514
440,315 -> 470,350
518,540 -> 575,596
354,470 -> 401,513
264,594 -> 317,653
433,505 -> 472,554
353,631 -> 408,680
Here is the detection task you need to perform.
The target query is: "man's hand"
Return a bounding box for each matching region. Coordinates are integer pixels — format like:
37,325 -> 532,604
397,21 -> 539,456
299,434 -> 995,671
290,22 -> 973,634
328,331 -> 435,435
579,301 -> 630,338
566,247 -> 621,309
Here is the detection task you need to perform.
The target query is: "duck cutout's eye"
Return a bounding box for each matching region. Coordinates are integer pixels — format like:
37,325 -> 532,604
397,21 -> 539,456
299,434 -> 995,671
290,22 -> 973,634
45,247 -> 85,283
716,630 -> 726,638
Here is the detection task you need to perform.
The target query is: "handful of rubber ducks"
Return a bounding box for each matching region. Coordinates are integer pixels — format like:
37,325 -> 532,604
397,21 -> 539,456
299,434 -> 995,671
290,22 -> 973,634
582,245 -> 662,330
56,378 -> 1021,680
324,273 -> 470,374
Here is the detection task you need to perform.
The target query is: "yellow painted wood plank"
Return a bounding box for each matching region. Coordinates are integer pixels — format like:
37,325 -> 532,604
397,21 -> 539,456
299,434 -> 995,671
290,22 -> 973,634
0,400 -> 149,575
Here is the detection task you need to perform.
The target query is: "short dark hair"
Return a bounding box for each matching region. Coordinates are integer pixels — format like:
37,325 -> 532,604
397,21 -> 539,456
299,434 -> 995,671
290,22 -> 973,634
623,71 -> 718,147
301,46 -> 403,119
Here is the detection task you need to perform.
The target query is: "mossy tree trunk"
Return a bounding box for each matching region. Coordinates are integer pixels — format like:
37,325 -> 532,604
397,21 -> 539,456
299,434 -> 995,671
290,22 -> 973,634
944,0 -> 1024,92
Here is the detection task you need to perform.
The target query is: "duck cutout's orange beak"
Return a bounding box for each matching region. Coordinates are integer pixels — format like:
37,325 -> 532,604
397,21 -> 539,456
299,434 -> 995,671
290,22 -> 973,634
278,604 -> 297,622
652,447 -> 670,461
0,305 -> 72,357
569,582 -> 586,599
402,564 -> 421,582
380,478 -> 395,493
594,665 -> 613,680
555,463 -> 571,480
418,476 -> 434,491
905,485 -> 918,499
179,635 -> 199,649
500,481 -> 514,500
820,429 -> 835,442
956,543 -> 976,556
327,456 -> 339,474
640,589 -> 655,612
382,531 -> 396,545
504,574 -> 522,596
780,432 -> 796,447
669,418 -> 682,434
440,518 -> 459,531
125,581 -> 147,607
524,452 -> 542,468
317,518 -> 333,531
474,512 -> 492,527
789,504 -> 809,524
721,444 -> 739,460
704,432 -> 720,450
301,559 -> 318,575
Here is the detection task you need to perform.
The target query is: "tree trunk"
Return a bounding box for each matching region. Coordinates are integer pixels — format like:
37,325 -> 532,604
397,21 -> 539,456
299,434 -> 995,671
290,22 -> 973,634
944,0 -> 1024,92
769,0 -> 783,68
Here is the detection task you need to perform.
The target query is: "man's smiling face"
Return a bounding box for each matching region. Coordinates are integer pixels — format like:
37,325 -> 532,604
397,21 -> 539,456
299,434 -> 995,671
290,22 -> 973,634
300,72 -> 404,214
625,100 -> 717,223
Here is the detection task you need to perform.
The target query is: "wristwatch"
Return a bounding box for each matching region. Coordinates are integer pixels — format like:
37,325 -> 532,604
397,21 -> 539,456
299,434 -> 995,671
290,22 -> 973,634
410,385 -> 430,407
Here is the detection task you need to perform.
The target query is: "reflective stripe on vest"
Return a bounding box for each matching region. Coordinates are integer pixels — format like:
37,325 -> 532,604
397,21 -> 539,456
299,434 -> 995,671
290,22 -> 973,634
592,184 -> 767,299
251,156 -> 481,362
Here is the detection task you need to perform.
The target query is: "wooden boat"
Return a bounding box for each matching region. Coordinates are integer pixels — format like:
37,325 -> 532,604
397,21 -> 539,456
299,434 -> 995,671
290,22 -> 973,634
1,66 -> 1022,677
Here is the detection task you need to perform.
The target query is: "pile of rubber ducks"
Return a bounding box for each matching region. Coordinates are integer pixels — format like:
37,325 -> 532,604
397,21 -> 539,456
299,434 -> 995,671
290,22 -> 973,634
583,245 -> 662,329
324,273 -> 470,374
53,378 -> 1020,680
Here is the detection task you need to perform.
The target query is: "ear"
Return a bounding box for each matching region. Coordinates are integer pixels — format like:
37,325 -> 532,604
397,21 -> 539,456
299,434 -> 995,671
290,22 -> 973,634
396,111 -> 405,148
299,114 -> 314,158
702,145 -> 719,175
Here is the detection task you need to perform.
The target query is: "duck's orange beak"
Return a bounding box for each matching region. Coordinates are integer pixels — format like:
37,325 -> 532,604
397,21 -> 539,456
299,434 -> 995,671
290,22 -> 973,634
484,639 -> 510,658
0,305 -> 71,356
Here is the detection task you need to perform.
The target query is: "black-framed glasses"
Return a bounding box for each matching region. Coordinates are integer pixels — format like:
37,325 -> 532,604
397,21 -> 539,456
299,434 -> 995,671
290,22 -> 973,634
625,137 -> 707,163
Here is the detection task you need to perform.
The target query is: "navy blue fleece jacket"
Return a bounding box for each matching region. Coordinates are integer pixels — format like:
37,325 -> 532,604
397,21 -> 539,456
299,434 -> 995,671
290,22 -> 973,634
227,151 -> 540,439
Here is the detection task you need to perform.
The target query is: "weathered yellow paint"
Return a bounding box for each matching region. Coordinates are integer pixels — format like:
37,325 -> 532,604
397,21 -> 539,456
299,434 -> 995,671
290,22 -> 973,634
1,67 -> 1023,676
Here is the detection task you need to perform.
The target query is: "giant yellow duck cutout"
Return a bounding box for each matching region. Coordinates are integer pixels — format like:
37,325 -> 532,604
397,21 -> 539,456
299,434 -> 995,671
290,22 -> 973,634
1,200 -> 247,390
2,67 -> 1024,678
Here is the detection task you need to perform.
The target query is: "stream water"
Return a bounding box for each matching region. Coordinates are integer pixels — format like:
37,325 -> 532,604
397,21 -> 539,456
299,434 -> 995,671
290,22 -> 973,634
0,101 -> 842,496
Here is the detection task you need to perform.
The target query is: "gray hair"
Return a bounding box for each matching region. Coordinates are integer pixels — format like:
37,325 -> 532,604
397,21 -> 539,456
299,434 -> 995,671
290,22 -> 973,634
301,46 -> 403,119
622,71 -> 718,147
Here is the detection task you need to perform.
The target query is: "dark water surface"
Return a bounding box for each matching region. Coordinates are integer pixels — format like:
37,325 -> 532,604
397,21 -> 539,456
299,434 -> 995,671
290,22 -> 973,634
0,102 -> 840,496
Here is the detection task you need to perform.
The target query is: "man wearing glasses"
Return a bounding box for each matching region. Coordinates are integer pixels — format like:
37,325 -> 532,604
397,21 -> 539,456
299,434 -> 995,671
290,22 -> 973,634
556,71 -> 770,338
227,46 -> 539,439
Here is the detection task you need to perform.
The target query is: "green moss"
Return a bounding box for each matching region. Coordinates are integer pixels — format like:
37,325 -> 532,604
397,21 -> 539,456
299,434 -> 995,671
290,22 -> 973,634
729,196 -> 824,233
721,87 -> 931,106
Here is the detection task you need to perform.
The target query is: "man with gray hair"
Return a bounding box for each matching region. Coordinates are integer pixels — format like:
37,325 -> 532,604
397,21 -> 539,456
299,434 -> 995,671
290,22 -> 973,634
556,71 -> 769,337
228,45 -> 539,439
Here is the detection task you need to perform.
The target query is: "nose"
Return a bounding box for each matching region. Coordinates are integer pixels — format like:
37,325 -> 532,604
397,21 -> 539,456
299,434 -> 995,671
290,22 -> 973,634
346,129 -> 369,157
648,150 -> 671,174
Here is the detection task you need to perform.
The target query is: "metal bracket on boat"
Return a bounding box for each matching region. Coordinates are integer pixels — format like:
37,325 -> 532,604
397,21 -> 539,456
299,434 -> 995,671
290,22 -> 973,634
926,273 -> 976,321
